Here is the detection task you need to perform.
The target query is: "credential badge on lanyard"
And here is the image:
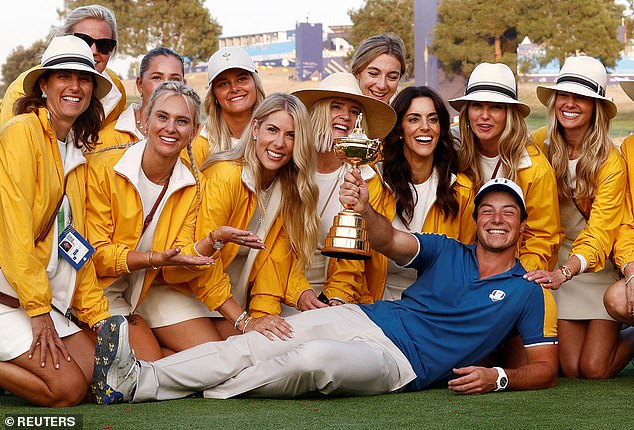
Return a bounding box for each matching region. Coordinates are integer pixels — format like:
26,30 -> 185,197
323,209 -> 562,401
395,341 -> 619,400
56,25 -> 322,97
58,199 -> 94,270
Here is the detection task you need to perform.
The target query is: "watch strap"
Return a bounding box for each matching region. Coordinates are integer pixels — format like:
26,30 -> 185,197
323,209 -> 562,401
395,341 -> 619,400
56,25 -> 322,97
493,366 -> 508,391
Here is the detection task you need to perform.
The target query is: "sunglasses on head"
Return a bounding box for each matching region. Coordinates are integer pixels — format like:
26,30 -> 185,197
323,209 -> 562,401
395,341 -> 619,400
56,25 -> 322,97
73,33 -> 117,55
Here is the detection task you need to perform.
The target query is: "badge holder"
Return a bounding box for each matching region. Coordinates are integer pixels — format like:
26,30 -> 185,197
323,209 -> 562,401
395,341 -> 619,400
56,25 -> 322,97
58,226 -> 95,270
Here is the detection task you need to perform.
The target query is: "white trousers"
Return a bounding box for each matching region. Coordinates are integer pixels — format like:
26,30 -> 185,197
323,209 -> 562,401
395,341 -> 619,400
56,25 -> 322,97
133,305 -> 416,401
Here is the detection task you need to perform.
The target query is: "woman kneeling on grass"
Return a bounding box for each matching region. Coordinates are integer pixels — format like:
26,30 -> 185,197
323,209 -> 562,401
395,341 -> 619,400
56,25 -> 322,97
0,35 -> 112,407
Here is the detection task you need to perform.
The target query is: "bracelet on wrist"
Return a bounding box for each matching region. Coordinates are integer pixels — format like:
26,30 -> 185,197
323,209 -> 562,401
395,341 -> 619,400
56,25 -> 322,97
92,319 -> 107,332
208,230 -> 225,250
233,311 -> 248,332
147,251 -> 159,270
625,274 -> 634,286
242,316 -> 253,334
559,265 -> 573,281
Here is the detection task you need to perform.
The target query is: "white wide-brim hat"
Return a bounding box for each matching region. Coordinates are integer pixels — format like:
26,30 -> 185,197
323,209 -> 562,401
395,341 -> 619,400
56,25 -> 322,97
536,56 -> 617,119
23,35 -> 112,100
449,62 -> 530,117
292,72 -> 397,139
207,46 -> 257,84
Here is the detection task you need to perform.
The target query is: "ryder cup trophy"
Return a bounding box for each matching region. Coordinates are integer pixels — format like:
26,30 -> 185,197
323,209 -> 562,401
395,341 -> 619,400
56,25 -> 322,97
321,113 -> 382,260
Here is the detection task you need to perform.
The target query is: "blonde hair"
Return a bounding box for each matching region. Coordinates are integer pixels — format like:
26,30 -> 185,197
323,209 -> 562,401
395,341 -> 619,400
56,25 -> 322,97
545,93 -> 612,200
204,93 -> 319,269
309,98 -> 369,153
458,102 -> 531,188
202,71 -> 265,155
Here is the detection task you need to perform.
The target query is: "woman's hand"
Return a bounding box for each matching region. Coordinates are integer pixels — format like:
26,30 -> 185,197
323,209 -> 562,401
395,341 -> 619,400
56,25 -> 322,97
28,313 -> 70,368
523,269 -> 567,290
246,314 -> 293,341
215,226 -> 264,249
153,247 -> 214,267
296,289 -> 328,311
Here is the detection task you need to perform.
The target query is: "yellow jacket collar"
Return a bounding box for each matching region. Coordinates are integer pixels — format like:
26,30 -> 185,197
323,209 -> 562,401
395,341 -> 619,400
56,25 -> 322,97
113,103 -> 144,140
114,138 -> 196,191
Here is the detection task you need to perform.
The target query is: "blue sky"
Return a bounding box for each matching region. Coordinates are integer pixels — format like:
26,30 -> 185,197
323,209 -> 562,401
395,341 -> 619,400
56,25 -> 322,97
0,0 -> 364,75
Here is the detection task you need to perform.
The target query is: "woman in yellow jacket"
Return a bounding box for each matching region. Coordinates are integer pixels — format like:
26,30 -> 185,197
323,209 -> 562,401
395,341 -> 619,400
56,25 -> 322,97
0,36 -> 111,407
449,63 -> 561,272
525,56 -> 630,379
289,72 -> 397,310
87,82 -> 256,361
0,5 -> 126,129
192,93 -> 320,339
324,86 -> 476,304
97,47 -> 185,150
190,46 -> 265,168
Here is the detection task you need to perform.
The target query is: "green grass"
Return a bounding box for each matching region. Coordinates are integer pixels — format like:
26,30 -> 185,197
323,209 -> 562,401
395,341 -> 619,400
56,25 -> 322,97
1,366 -> 632,429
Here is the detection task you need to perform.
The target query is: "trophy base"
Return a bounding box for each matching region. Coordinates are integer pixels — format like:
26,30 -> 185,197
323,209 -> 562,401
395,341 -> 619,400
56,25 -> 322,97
321,245 -> 371,260
322,210 -> 372,261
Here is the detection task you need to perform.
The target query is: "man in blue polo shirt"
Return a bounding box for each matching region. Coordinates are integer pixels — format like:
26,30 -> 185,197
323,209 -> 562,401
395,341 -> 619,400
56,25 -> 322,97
92,176 -> 558,404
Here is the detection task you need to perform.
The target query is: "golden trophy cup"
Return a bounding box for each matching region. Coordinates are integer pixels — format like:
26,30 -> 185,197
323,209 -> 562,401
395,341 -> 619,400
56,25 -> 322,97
321,113 -> 382,260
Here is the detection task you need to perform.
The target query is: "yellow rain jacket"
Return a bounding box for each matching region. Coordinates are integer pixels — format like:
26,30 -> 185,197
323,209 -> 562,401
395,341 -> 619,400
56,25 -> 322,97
85,140 -> 229,312
532,128 -> 624,271
324,173 -> 476,303
614,135 -> 634,269
509,144 -> 562,271
96,103 -> 143,151
571,147 -> 626,271
196,161 -> 310,317
0,108 -> 109,326
0,67 -> 126,128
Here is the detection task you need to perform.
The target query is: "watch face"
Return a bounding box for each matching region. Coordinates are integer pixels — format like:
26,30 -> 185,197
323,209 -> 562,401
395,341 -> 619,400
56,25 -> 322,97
500,376 -> 508,388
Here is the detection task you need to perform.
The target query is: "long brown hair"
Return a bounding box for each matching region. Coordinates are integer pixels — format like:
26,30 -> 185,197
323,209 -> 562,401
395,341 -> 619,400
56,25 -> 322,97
383,86 -> 459,227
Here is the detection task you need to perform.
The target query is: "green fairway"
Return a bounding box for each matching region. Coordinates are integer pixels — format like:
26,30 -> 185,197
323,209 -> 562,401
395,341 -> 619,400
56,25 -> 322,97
1,366 -> 631,429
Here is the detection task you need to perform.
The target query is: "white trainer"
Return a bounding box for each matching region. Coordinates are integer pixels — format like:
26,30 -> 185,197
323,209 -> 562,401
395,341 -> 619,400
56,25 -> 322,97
91,315 -> 138,405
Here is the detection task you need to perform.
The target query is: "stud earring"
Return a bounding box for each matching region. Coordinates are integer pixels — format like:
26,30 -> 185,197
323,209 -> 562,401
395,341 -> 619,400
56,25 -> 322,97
42,92 -> 47,99
252,135 -> 257,141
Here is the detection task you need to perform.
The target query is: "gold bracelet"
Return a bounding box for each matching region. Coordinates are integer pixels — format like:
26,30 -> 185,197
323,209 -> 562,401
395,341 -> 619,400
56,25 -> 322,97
147,251 -> 159,270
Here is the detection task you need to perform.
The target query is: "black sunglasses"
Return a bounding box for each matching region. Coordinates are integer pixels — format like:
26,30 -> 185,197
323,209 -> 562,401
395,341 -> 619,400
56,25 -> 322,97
73,33 -> 117,55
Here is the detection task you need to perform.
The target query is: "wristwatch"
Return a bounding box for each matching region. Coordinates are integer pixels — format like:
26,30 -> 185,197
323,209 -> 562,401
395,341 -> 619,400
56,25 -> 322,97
208,230 -> 224,250
493,367 -> 508,391
559,265 -> 573,281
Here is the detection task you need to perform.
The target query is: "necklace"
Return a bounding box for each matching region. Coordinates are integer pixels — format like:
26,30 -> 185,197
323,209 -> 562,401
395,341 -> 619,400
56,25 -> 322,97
257,177 -> 278,229
134,106 -> 147,135
319,164 -> 345,218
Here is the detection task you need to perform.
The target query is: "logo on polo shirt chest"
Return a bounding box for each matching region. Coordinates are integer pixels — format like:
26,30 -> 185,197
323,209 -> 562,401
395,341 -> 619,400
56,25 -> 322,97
489,290 -> 506,302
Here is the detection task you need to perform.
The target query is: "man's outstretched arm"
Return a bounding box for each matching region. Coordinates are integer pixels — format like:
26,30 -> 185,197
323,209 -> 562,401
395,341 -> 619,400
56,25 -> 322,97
447,344 -> 558,394
339,169 -> 419,266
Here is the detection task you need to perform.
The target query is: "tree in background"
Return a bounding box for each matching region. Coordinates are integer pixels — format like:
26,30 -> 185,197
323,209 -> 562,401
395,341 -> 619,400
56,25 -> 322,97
61,0 -> 222,62
432,0 -> 523,77
1,40 -> 47,95
432,0 -> 625,77
519,0 -> 624,68
347,0 -> 414,76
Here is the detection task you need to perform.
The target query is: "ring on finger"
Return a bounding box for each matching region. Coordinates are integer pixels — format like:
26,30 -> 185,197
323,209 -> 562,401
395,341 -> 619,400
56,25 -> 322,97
547,278 -> 552,283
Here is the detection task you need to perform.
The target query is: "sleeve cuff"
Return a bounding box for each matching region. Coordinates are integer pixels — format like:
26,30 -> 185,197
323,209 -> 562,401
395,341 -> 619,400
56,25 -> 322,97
573,254 -> 588,273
